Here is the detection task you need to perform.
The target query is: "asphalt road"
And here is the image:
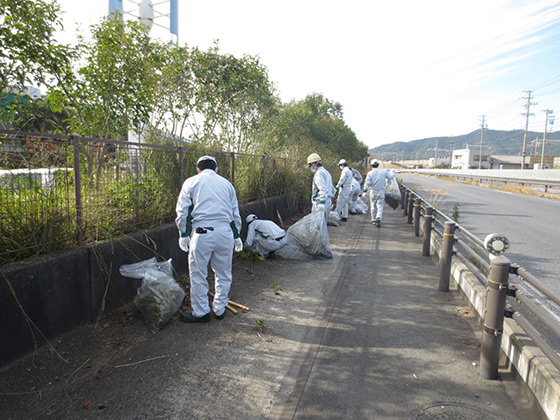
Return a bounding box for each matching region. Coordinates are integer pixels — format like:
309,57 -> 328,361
399,173 -> 560,290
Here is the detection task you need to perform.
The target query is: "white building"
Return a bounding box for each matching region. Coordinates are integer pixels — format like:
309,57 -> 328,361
451,146 -> 491,169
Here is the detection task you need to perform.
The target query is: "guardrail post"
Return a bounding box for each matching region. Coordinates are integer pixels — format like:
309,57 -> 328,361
438,221 -> 455,292
403,190 -> 409,216
407,194 -> 414,224
400,185 -> 405,209
480,255 -> 511,379
413,198 -> 421,235
422,207 -> 433,256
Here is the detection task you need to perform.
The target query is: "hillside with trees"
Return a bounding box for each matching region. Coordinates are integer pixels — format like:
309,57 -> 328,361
370,129 -> 560,160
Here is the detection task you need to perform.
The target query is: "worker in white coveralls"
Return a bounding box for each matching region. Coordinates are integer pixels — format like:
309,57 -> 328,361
335,159 -> 353,221
351,166 -> 363,184
176,156 -> 242,323
244,214 -> 287,258
306,153 -> 335,219
363,158 -> 395,228
349,177 -> 361,214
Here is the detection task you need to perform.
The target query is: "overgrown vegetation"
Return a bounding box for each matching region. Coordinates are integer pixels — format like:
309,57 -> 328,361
1,2 -> 369,264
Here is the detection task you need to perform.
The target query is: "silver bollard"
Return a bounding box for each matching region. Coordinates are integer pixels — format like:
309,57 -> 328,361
438,221 -> 455,292
480,255 -> 510,379
422,207 -> 433,256
413,198 -> 421,236
407,194 -> 414,224
403,191 -> 409,216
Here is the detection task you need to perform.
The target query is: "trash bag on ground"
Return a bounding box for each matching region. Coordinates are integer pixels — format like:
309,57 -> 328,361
385,178 -> 401,210
356,196 -> 368,214
327,210 -> 340,226
120,257 -> 185,334
284,211 -> 332,259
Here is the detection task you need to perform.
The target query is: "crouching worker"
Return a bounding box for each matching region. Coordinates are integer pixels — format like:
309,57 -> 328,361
245,214 -> 287,258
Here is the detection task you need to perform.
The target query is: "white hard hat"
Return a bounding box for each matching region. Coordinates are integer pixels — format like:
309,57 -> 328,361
338,159 -> 347,166
370,159 -> 380,166
246,214 -> 258,224
306,153 -> 321,166
197,155 -> 217,166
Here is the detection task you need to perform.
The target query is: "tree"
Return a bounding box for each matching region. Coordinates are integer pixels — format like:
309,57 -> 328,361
51,15 -> 161,141
0,0 -> 74,93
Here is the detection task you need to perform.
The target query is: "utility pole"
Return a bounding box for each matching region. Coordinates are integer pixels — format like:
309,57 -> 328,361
479,115 -> 486,169
541,110 -> 555,169
449,135 -> 454,168
521,91 -> 535,170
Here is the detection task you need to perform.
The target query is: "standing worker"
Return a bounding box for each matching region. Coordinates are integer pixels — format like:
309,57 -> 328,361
363,159 -> 395,227
176,155 -> 242,323
306,153 -> 335,219
244,214 -> 287,258
335,159 -> 353,221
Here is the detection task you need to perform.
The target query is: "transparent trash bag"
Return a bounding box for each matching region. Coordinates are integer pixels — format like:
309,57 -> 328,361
385,178 -> 401,210
356,197 -> 368,214
284,211 -> 332,259
120,257 -> 185,333
327,210 -> 341,227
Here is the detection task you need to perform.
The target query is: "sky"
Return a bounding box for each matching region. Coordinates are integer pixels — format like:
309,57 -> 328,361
54,0 -> 560,150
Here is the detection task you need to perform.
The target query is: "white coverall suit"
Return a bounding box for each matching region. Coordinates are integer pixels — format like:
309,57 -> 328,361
350,178 -> 361,213
363,168 -> 395,222
351,167 -> 363,184
311,166 -> 335,219
335,166 -> 353,219
245,219 -> 287,257
176,169 -> 242,318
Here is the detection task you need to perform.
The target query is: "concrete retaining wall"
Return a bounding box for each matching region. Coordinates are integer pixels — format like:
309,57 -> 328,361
0,193 -> 304,366
430,229 -> 560,420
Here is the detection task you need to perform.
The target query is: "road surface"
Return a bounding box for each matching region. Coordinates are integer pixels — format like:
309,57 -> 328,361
399,173 -> 560,290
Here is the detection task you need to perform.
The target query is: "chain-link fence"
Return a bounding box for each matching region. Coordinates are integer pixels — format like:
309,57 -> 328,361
0,129 -> 298,265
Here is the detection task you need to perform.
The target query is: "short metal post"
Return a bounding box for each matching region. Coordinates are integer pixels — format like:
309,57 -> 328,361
403,191 -> 409,216
438,221 -> 455,292
72,135 -> 83,246
413,198 -> 421,235
407,194 -> 414,224
422,207 -> 433,256
480,256 -> 511,379
400,185 -> 405,209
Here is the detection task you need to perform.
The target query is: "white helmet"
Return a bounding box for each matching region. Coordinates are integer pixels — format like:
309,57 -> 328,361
370,159 -> 380,166
338,159 -> 347,166
306,153 -> 321,167
197,155 -> 217,166
246,214 -> 258,224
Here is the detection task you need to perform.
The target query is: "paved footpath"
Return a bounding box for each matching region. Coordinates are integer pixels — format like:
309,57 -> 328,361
0,207 -> 535,419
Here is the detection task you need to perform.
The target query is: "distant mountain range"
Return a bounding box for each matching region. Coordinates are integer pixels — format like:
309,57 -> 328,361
369,129 -> 560,160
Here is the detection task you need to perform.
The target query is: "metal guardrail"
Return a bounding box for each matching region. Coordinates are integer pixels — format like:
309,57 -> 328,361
399,182 -> 560,377
407,170 -> 560,193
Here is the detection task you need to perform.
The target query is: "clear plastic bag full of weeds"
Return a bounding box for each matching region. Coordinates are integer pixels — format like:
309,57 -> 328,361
120,257 -> 185,333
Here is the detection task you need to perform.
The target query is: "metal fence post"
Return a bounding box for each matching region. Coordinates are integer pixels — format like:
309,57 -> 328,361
231,152 -> 235,187
400,185 -> 405,209
407,193 -> 414,224
71,135 -> 83,246
480,256 -> 511,379
403,190 -> 409,216
179,146 -> 184,184
422,207 -> 433,256
439,221 -> 455,292
413,198 -> 421,236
